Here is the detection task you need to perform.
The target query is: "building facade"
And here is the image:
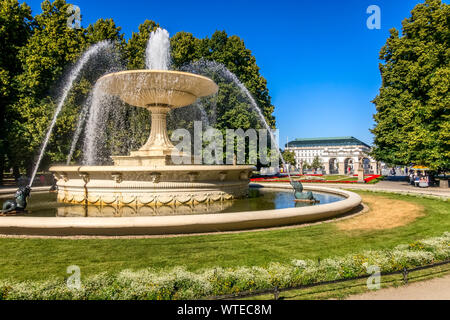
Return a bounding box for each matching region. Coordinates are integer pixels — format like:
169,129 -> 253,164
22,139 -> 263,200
285,137 -> 380,175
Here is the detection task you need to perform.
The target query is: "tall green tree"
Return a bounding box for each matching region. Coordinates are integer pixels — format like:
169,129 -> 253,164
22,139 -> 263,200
206,31 -> 275,129
126,20 -> 159,70
5,1 -> 127,173
282,150 -> 296,166
371,0 -> 449,171
0,0 -> 33,183
310,156 -> 323,170
9,0 -> 86,175
170,31 -> 206,67
171,30 -> 275,131
170,30 -> 276,165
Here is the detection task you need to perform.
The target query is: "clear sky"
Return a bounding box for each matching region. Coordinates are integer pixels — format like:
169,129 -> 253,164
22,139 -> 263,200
28,0 -> 427,146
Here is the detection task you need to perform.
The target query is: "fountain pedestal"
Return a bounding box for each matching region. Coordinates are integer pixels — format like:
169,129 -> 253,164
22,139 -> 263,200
111,106 -> 179,167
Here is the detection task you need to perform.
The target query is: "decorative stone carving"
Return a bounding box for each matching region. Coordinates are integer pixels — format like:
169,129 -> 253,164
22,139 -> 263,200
176,194 -> 192,204
61,172 -> 69,182
158,195 -> 174,205
188,172 -> 199,182
73,194 -> 84,203
121,195 -> 137,205
66,194 -> 75,203
111,172 -> 123,184
210,194 -> 223,202
150,172 -> 161,184
87,195 -> 100,204
219,172 -> 227,182
138,195 -> 156,205
194,194 -> 208,203
102,195 -> 118,205
79,172 -> 90,184
240,171 -> 251,181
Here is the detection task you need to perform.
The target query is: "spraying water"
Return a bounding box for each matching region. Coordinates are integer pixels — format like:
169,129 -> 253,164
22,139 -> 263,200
145,28 -> 171,70
29,41 -> 113,186
81,27 -> 209,164
67,68 -> 123,164
181,60 -> 292,182
78,29 -> 291,184
66,91 -> 91,164
82,84 -> 113,165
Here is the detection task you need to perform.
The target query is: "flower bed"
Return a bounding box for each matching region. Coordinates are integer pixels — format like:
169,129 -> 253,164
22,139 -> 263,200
0,232 -> 448,300
251,175 -> 382,184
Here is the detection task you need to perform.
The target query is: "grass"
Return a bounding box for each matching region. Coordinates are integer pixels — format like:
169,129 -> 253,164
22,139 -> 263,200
0,191 -> 448,282
319,175 -> 353,181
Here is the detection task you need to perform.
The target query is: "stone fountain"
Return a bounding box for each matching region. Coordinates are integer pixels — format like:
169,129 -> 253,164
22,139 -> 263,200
0,29 -> 362,235
50,70 -> 254,209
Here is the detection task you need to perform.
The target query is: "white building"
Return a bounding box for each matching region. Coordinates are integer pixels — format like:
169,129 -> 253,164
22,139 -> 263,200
285,136 -> 380,175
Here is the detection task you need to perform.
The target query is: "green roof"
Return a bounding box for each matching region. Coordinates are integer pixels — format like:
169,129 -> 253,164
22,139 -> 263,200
286,137 -> 371,148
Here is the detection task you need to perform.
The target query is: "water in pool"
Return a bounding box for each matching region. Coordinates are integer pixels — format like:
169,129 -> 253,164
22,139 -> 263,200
0,188 -> 344,217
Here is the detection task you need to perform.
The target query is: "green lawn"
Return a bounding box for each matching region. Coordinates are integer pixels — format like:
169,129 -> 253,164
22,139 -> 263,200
319,175 -> 354,181
0,191 -> 448,282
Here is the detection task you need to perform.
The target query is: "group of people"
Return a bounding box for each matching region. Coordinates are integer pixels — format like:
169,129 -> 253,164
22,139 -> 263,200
409,170 -> 430,188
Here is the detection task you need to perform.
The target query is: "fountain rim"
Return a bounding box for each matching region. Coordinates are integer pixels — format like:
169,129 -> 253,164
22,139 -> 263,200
97,69 -> 219,96
49,164 -> 256,173
0,185 -> 362,236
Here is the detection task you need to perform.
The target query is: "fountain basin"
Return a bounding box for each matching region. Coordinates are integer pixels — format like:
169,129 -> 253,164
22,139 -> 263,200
0,185 -> 362,236
50,165 -> 255,207
97,70 -> 218,108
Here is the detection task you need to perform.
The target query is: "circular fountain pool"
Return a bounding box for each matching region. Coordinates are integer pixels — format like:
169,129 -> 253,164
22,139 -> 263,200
0,185 -> 361,236
2,187 -> 344,218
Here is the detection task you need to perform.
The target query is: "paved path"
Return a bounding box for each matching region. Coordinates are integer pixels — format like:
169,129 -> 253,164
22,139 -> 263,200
347,274 -> 450,300
302,180 -> 450,199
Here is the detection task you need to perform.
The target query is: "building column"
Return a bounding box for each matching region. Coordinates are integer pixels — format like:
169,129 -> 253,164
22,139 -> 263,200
353,160 -> 360,173
371,162 -> 380,175
322,157 -> 330,175
338,162 -> 345,175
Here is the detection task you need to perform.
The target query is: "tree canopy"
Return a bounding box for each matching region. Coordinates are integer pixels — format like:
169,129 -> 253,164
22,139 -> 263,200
0,0 -> 33,181
371,0 -> 449,171
282,150 -> 296,166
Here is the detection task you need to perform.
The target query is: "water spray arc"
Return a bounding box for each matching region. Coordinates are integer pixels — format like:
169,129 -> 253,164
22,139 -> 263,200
29,41 -> 114,186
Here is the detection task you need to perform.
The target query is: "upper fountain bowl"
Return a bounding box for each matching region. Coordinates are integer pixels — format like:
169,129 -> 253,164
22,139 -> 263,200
97,70 -> 219,108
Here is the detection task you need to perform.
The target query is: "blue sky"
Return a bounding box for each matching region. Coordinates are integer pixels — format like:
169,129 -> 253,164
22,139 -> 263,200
28,0 -> 427,146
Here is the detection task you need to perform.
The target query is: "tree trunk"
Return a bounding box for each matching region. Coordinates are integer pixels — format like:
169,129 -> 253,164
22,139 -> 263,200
0,153 -> 4,186
13,165 -> 20,182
